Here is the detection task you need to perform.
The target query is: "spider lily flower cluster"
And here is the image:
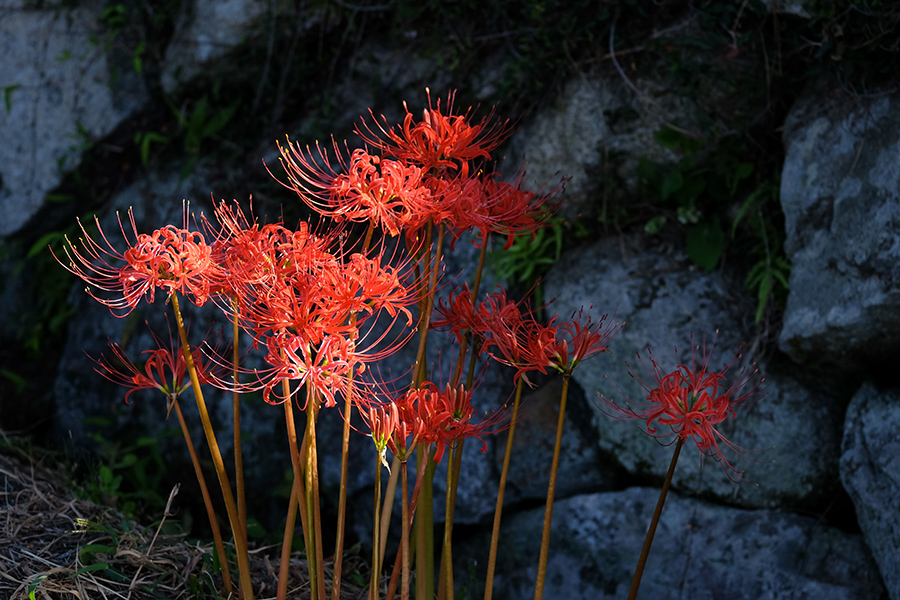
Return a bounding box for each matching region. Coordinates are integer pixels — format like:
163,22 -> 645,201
53,90 -> 765,600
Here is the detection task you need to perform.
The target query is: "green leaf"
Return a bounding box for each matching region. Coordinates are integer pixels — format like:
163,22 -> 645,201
730,162 -> 754,194
686,217 -> 724,271
0,369 -> 27,393
731,184 -> 768,237
3,84 -> 20,113
755,271 -> 773,323
132,39 -> 146,75
29,575 -> 48,600
27,231 -> 66,258
660,169 -> 684,200
74,562 -> 110,576
200,100 -> 240,140
99,465 -> 114,486
80,543 -> 116,556
644,215 -> 666,234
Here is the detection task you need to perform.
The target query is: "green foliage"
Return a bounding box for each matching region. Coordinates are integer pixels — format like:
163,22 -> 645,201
76,429 -> 172,519
134,131 -> 168,166
639,124 -> 791,323
2,84 -> 20,113
488,218 -> 564,286
166,95 -> 241,179
732,178 -> 790,324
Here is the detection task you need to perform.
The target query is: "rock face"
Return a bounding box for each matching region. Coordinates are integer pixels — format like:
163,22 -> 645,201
0,1 -> 146,236
455,488 -> 885,600
778,89 -> 900,371
509,77 -> 692,218
161,0 -> 268,92
841,383 -> 900,600
543,234 -> 843,508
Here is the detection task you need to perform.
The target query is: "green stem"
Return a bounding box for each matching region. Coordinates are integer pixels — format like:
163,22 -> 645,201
370,450 -> 383,600
277,475 -> 300,600
533,374 -> 570,600
627,438 -> 683,600
171,397 -> 233,597
306,386 -> 326,600
379,455 -> 400,564
401,460 -> 411,600
279,382 -> 309,600
415,445 -> 436,600
170,293 -> 254,600
483,378 -> 523,600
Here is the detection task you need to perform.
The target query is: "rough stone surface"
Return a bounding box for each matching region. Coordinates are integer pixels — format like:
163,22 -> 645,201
455,487 -> 885,600
841,382 -> 900,600
508,75 -> 698,218
778,88 -> 900,371
544,234 -> 843,508
755,0 -> 811,17
161,0 -> 268,93
0,1 -> 146,236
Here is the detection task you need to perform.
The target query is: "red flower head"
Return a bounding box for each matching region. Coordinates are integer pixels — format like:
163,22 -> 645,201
355,89 -> 511,179
485,306 -> 622,384
601,333 -> 766,480
363,403 -> 401,470
53,204 -> 222,316
91,321 -> 226,409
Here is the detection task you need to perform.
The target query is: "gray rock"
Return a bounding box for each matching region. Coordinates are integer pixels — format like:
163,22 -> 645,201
754,0 -> 811,18
455,487 -> 884,600
778,87 -> 900,371
841,382 -> 900,600
0,1 -> 146,236
544,234 -> 843,508
161,0 -> 268,93
508,75 -> 700,219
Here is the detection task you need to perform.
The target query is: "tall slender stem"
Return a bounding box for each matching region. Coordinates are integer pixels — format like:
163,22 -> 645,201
278,382 -> 309,600
370,450 -> 384,600
277,475 -> 300,600
306,386 -> 326,600
401,460 -> 411,600
171,397 -> 233,597
627,438 -> 683,600
483,378 -> 523,600
533,374 -> 570,600
170,293 -> 254,600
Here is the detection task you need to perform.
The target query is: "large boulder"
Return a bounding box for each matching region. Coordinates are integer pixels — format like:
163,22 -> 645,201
841,382 -> 900,600
544,234 -> 844,508
454,487 -> 885,600
0,1 -> 146,237
509,76 -> 692,218
161,0 -> 268,93
778,87 -> 900,372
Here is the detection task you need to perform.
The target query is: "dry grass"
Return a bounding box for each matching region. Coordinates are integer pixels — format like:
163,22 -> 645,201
0,441 -> 373,600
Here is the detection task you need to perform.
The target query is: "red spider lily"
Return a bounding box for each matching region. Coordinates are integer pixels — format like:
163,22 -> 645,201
601,334 -> 765,480
202,201 -> 290,300
53,206 -> 222,316
387,381 -> 507,464
485,307 -> 622,384
355,89 -> 511,179
275,141 -> 434,238
364,403 -> 400,465
257,331 -> 360,409
91,322 -> 227,405
431,284 -> 481,345
433,383 -> 508,454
